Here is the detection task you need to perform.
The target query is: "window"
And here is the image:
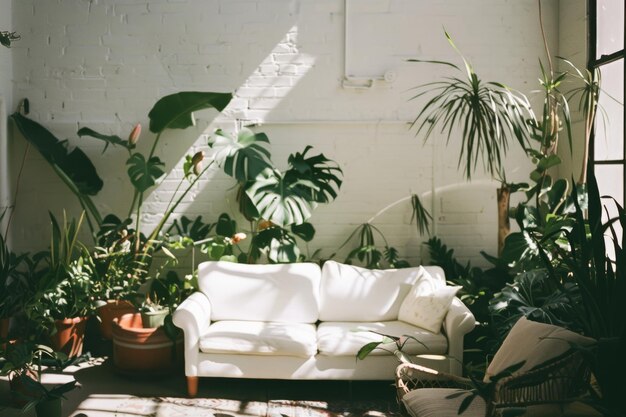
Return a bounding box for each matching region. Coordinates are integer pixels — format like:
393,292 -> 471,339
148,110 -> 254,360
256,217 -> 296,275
589,0 -> 625,226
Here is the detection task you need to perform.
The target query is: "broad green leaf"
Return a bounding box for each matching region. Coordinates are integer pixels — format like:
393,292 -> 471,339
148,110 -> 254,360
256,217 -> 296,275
268,233 -> 300,263
291,222 -> 315,242
356,341 -> 382,360
215,213 -> 236,237
219,254 -> 238,263
537,154 -> 561,171
126,153 -> 165,192
210,128 -> 272,182
286,147 -> 342,203
77,127 -> 131,153
246,169 -> 315,227
148,91 -> 233,133
546,178 -> 568,212
11,113 -> 103,196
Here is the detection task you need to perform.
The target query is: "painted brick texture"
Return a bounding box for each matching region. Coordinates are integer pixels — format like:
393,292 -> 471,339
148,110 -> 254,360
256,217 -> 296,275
6,0 -> 582,267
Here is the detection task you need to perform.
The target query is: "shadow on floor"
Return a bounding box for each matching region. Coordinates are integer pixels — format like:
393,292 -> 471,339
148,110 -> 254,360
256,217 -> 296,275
0,356 -> 400,417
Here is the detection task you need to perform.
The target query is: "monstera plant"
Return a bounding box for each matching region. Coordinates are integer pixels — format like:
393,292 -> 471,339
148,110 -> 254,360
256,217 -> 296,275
210,128 -> 343,263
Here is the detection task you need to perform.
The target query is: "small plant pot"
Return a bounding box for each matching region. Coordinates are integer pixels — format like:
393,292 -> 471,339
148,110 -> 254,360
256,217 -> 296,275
50,317 -> 88,358
35,397 -> 62,417
140,308 -> 169,329
97,300 -> 136,340
112,313 -> 183,375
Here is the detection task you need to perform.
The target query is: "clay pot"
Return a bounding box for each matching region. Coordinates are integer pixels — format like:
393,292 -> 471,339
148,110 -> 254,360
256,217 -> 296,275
97,300 -> 136,339
112,313 -> 183,375
50,317 -> 88,358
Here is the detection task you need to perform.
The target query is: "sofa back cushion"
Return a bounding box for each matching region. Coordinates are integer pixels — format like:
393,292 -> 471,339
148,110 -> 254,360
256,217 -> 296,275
197,261 -> 321,323
319,261 -> 444,321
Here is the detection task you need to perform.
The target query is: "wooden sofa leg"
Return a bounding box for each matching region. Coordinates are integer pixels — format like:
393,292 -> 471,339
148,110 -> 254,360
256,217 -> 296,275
187,376 -> 198,397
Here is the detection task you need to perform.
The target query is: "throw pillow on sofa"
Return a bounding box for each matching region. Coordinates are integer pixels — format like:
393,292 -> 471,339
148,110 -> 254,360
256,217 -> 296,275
398,266 -> 461,333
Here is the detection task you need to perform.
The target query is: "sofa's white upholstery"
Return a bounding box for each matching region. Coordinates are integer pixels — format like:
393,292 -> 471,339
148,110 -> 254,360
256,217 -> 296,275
173,261 -> 475,383
317,321 -> 447,356
319,261 -> 422,321
199,320 -> 317,358
198,261 -> 321,323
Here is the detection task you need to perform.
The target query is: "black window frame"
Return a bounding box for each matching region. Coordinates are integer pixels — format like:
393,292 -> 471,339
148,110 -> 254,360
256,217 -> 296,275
588,0 -> 626,203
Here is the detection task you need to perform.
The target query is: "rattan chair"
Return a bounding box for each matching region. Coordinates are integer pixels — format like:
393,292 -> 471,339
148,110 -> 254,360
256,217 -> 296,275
395,318 -> 595,417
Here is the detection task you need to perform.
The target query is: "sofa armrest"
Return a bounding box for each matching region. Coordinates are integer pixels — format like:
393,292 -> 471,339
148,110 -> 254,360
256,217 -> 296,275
172,291 -> 212,376
443,297 -> 476,376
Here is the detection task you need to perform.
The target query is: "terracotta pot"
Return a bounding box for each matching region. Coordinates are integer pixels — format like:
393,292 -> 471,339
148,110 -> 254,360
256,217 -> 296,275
97,300 -> 136,339
50,317 -> 88,358
112,313 -> 183,375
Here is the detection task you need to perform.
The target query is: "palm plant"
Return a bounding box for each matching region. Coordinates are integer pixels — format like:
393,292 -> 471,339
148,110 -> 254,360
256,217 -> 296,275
409,31 -> 535,255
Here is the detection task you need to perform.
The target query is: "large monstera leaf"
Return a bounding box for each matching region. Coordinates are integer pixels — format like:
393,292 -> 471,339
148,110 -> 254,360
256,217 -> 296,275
148,92 -> 233,134
126,153 -> 165,192
210,128 -> 272,182
245,169 -> 316,227
286,146 -> 342,203
245,147 -> 343,227
252,226 -> 300,263
10,113 -> 103,196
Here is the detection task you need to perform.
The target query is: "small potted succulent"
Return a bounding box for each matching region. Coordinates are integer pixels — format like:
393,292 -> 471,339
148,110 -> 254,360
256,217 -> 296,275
139,296 -> 169,329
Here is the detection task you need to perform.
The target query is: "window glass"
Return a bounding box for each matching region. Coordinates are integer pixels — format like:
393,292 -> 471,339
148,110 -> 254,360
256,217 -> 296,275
595,164 -> 624,259
596,0 -> 624,58
594,59 -> 624,161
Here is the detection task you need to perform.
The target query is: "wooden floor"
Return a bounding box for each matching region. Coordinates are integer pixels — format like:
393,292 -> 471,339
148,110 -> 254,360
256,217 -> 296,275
0,355 -> 400,417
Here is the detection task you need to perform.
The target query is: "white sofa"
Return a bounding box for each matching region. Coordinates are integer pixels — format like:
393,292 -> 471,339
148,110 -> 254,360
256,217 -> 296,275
172,260 -> 476,396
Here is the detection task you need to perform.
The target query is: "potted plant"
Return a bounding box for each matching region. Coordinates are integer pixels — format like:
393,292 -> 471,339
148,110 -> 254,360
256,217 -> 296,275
2,342 -> 76,417
110,270 -> 193,374
28,212 -> 97,358
10,91 -> 234,337
0,209 -> 30,342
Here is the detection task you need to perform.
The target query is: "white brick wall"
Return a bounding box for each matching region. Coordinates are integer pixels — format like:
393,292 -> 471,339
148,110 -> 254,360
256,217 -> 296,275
1,0 -> 14,231
6,0 -> 584,268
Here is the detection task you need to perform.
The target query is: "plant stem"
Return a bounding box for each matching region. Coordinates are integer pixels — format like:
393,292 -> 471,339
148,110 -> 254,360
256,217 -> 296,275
4,143 -> 30,237
538,0 -> 554,78
134,192 -> 144,254
138,161 -> 215,264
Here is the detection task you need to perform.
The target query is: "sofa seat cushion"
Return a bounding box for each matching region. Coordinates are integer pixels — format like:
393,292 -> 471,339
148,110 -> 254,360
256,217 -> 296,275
199,321 -> 317,358
317,321 -> 448,356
